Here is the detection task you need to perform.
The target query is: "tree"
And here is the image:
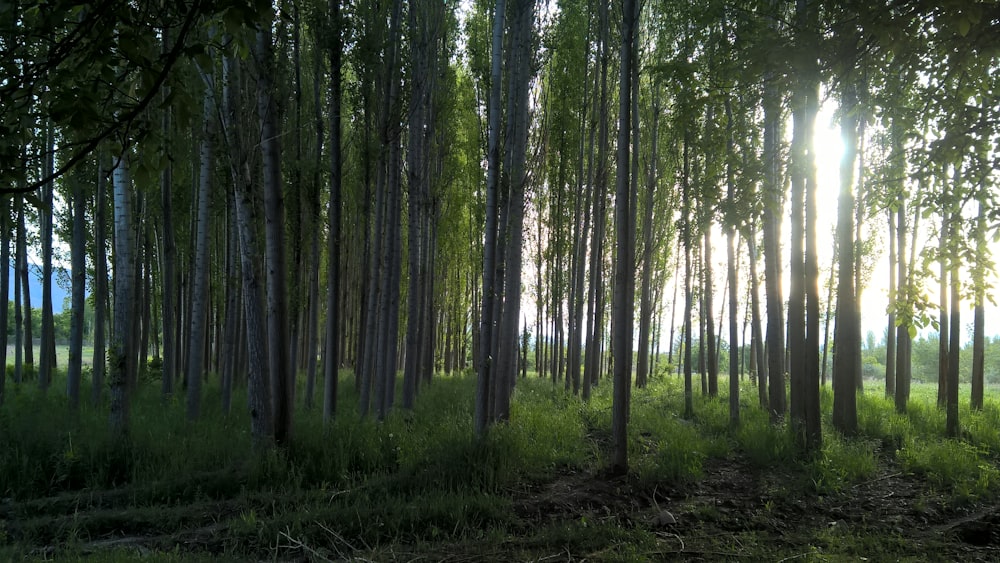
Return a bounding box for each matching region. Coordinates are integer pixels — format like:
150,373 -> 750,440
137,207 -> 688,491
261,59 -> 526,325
324,0 -> 343,424
186,57 -> 216,422
223,48 -> 274,446
475,0 -> 507,437
66,165 -> 87,409
611,0 -> 637,475
832,83 -> 859,436
254,18 -> 293,444
109,152 -> 135,439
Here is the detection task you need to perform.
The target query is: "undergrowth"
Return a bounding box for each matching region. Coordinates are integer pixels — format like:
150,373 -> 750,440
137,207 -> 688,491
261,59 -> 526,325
0,369 -> 997,560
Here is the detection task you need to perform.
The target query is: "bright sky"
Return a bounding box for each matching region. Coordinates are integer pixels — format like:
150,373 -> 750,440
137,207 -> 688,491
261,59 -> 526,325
810,102 -> 1000,345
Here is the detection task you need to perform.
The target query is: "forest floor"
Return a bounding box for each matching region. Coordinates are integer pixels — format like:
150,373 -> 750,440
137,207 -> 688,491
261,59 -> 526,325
6,438 -> 1000,561
3,375 -> 1000,561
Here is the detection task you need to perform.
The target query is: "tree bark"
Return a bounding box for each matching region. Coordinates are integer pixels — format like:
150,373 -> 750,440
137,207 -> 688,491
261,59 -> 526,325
110,154 -> 135,439
67,164 -> 87,409
255,23 -> 293,444
970,197 -> 986,411
636,85 -> 659,390
187,63 -> 215,421
475,0 -> 507,437
611,0 -> 636,475
832,85 -> 859,436
324,0 -> 342,423
946,213 -> 960,437
762,72 -> 784,422
39,121 -> 56,391
885,208 -> 896,398
223,51 -> 274,446
93,158 -> 108,404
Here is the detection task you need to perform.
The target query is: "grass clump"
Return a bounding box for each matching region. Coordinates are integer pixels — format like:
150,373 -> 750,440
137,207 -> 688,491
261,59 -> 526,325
808,434 -> 878,493
898,439 -> 999,501
736,415 -> 796,468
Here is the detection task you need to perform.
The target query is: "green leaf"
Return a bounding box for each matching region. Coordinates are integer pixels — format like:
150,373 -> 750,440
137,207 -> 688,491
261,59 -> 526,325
908,325 -> 917,339
957,17 -> 970,37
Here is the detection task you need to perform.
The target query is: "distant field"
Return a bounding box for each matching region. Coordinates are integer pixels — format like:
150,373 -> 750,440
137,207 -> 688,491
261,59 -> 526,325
4,344 -> 96,367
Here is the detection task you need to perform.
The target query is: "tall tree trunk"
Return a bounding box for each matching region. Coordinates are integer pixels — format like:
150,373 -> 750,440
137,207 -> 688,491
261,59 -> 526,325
220,202 -> 240,414
13,195 -> 22,385
945,212 -> 960,437
475,0 -> 507,437
255,23 -> 293,444
885,207 -> 896,398
787,54 -> 808,443
39,122 -> 55,391
569,27 -> 593,396
583,0 -> 609,402
187,64 -> 215,421
224,51 -> 274,445
801,19 -> 822,449
403,0 -> 436,409
724,97 -> 740,426
496,0 -> 535,421
790,0 -> 822,448
67,166 -> 87,409
93,159 -> 108,404
110,154 -> 135,439
160,84 -> 176,396
17,192 -> 33,374
748,224 -> 767,408
323,0 -> 343,423
682,134 -> 694,420
970,197 -> 986,411
704,223 -> 717,397
762,73 -> 784,422
832,85 -> 859,436
611,0 -> 636,474
937,209 -> 949,410
895,195 -> 917,413
636,85 -> 659,390
0,196 -> 9,403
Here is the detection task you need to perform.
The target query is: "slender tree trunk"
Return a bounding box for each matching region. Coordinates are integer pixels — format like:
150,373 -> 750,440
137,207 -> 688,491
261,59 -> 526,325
475,0 -> 507,437
762,75 -> 784,422
13,195 -> 22,385
970,197 -> 986,411
39,122 -> 55,391
611,0 -> 636,474
832,85 -> 859,436
224,51 -> 274,445
110,154 -> 135,439
187,64 -> 215,421
17,193 -> 33,373
748,225 -> 767,408
159,73 -> 177,399
93,160 -> 108,404
0,197 -> 9,403
583,0 -> 609,402
885,207 -> 896,398
704,224 -> 717,397
323,0 -> 342,423
636,85 -> 659,391
683,135 -> 694,419
946,213 -> 960,437
255,23 -> 293,444
895,194 -> 916,413
569,28 -> 593,396
67,166 -> 87,409
724,97 -> 740,426
220,202 -> 240,414
937,210 -> 949,410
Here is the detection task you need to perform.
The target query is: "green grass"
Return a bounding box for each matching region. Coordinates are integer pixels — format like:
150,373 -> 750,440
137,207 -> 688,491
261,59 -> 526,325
1,368 -> 998,560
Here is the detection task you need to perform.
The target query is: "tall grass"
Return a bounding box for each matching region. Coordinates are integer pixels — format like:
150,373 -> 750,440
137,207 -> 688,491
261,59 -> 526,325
2,366 -> 1000,559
